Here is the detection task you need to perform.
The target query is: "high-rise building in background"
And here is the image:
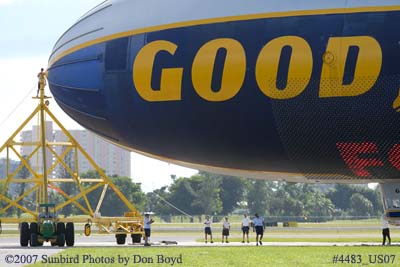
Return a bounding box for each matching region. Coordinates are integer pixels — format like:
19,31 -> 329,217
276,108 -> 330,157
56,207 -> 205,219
20,121 -> 131,177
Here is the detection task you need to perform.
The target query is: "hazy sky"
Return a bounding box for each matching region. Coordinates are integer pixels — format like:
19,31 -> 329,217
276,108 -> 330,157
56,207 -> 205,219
0,0 -> 197,192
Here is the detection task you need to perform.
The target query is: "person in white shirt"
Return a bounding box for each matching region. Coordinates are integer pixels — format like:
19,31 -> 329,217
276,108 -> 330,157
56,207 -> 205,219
204,215 -> 214,243
36,68 -> 47,97
382,217 -> 391,246
241,214 -> 251,243
222,217 -> 230,243
252,213 -> 264,246
143,213 -> 154,246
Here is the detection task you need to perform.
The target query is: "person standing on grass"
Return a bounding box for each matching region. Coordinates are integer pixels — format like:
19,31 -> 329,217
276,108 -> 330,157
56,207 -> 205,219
143,213 -> 154,246
241,214 -> 250,243
222,217 -> 230,243
204,215 -> 214,243
382,216 -> 391,246
253,213 -> 264,246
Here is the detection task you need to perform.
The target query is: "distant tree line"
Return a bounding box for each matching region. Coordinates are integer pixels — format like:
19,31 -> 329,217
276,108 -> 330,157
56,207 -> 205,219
145,171 -> 383,221
2,167 -> 383,220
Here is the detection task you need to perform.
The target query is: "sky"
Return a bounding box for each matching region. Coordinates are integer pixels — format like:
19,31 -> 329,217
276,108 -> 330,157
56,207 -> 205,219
0,0 -> 198,192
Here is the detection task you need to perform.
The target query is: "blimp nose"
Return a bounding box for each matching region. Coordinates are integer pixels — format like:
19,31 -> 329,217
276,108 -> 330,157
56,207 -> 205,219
47,49 -> 113,137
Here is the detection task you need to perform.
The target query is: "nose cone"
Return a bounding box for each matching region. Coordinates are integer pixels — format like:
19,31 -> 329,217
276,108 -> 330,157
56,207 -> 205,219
47,44 -> 115,138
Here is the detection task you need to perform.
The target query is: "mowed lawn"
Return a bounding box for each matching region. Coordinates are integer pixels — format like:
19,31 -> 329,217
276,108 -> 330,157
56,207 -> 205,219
29,246 -> 399,267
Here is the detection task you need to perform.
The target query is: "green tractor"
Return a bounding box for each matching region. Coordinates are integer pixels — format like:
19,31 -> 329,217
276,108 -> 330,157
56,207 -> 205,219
20,203 -> 75,247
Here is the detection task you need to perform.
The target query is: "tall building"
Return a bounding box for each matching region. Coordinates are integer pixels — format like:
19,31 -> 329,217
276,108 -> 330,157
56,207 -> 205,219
20,121 -> 54,175
20,122 -> 131,177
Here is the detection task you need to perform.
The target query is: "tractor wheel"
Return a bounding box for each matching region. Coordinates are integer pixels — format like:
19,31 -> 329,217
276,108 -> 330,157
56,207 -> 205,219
30,233 -> 38,247
20,222 -> 29,247
131,234 -> 142,243
116,234 -> 126,245
56,222 -> 65,247
65,222 -> 75,247
29,222 -> 38,247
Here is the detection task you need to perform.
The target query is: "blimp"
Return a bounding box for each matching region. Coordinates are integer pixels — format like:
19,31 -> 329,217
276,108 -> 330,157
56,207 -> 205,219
47,0 -> 400,222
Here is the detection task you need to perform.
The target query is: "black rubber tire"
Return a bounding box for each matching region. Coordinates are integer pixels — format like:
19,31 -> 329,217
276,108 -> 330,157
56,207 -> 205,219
56,223 -> 65,246
116,234 -> 126,245
29,222 -> 38,247
30,233 -> 38,247
65,222 -> 75,247
131,234 -> 142,243
20,222 -> 29,247
57,233 -> 65,247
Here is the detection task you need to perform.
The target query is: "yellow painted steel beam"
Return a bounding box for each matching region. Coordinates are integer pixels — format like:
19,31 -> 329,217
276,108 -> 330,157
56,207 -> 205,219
0,179 -> 42,184
55,182 -> 104,211
2,185 -> 38,212
12,141 -> 41,146
46,145 -> 73,177
0,194 -> 37,217
45,105 -> 142,218
48,178 -> 104,183
47,142 -> 73,146
0,105 -> 40,153
48,182 -> 91,216
2,146 -> 39,195
95,184 -> 108,214
0,218 -> 36,223
8,145 -> 40,181
46,144 -> 94,215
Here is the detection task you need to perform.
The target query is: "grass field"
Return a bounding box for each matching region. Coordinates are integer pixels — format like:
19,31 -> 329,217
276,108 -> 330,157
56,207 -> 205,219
27,246 -> 400,267
3,219 -> 397,266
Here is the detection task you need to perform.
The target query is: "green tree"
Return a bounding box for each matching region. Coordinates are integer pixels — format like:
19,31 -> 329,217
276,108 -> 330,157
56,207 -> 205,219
145,186 -> 172,215
192,172 -> 222,215
304,190 -> 334,219
219,175 -> 246,214
350,193 -> 374,217
167,176 -> 201,215
246,180 -> 270,215
327,184 -> 382,216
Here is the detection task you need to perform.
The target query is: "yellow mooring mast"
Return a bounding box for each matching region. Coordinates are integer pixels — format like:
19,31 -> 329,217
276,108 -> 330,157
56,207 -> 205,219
0,72 -> 143,246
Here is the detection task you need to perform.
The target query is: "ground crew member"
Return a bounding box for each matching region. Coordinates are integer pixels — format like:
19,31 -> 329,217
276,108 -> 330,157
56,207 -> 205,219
253,213 -> 264,246
143,213 -> 154,246
222,217 -> 230,243
37,68 -> 47,97
241,214 -> 250,243
382,216 -> 391,246
204,215 -> 214,243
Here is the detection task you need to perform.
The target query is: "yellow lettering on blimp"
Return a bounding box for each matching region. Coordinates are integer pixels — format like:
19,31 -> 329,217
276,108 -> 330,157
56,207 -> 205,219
132,35 -> 382,102
319,36 -> 382,98
133,40 -> 183,101
255,36 -> 313,100
192,38 -> 246,101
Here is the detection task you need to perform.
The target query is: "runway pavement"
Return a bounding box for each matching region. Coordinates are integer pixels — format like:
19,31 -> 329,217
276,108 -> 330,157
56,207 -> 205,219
0,234 -> 388,248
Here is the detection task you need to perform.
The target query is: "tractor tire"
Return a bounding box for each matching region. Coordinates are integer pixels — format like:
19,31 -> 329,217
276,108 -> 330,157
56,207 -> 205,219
30,233 -> 38,247
29,222 -> 38,247
131,234 -> 142,243
65,222 -> 75,247
57,233 -> 65,247
116,234 -> 126,245
56,223 -> 65,247
20,222 -> 29,247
